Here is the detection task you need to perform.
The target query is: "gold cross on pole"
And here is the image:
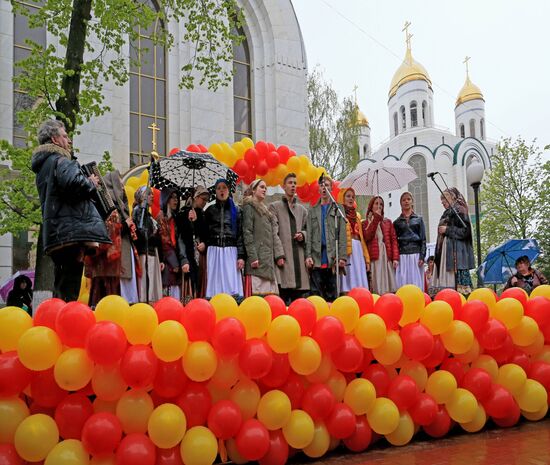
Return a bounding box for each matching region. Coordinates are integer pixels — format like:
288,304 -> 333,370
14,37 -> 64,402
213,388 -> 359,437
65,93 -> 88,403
148,122 -> 160,161
352,84 -> 359,105
463,56 -> 471,77
402,21 -> 412,48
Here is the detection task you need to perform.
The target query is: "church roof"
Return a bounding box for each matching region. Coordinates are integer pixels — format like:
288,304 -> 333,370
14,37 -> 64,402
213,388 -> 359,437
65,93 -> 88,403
389,47 -> 432,99
357,108 -> 369,127
456,74 -> 484,106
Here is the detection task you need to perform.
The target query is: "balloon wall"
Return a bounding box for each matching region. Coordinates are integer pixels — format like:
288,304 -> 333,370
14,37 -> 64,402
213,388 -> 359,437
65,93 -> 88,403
1,285 -> 550,464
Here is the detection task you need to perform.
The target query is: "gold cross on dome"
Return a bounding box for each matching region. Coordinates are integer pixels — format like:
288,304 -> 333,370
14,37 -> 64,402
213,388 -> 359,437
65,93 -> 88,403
352,84 -> 359,104
463,56 -> 471,77
148,122 -> 160,152
402,21 -> 412,48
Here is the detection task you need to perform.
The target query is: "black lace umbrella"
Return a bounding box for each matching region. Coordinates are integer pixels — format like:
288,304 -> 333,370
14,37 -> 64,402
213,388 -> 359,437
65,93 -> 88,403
149,150 -> 238,201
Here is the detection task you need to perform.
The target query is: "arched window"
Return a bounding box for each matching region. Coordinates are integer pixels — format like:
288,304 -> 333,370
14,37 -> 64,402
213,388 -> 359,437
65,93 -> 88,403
233,25 -> 252,142
480,118 -> 485,140
460,124 -> 465,138
469,119 -> 476,138
422,101 -> 427,127
407,155 -> 429,236
129,0 -> 166,167
363,144 -> 369,156
410,101 -> 418,127
400,105 -> 406,130
393,112 -> 398,136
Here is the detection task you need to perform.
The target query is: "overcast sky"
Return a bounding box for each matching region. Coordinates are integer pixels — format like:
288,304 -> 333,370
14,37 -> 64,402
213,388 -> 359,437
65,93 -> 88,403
292,0 -> 550,160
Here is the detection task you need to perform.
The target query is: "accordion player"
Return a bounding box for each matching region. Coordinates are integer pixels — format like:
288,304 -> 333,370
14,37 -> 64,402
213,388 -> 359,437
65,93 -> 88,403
81,162 -> 116,220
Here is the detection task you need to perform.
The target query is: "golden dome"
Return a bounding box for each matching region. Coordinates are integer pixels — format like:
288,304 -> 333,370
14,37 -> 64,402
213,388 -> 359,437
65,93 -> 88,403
388,47 -> 432,99
357,108 -> 369,127
456,75 -> 484,107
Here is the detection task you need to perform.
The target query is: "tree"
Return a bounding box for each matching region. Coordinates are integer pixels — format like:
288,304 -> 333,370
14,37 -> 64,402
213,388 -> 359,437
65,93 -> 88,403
480,137 -> 550,277
307,67 -> 360,180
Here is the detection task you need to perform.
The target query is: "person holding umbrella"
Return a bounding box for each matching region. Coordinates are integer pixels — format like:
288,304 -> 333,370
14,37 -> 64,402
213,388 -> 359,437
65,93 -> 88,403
504,256 -> 548,293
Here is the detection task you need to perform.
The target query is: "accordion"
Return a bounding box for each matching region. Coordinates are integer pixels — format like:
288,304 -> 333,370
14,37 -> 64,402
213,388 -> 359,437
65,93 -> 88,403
81,162 -> 116,220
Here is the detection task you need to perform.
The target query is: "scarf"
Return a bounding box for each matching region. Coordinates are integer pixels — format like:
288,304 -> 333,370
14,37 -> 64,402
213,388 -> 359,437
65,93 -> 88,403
344,205 -> 360,236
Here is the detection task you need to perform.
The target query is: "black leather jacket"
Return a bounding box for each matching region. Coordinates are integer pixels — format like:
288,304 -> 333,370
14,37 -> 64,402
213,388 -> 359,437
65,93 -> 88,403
204,199 -> 245,259
393,213 -> 427,258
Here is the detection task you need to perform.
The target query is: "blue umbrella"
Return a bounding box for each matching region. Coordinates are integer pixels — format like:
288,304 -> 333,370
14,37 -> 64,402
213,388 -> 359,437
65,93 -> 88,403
478,239 -> 541,284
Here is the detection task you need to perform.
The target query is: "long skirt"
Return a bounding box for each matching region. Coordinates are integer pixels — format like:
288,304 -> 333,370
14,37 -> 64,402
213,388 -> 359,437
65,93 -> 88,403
371,229 -> 396,295
341,239 -> 369,293
251,276 -> 279,296
429,238 -> 455,296
138,252 -> 163,303
205,246 -> 243,298
395,252 -> 425,290
120,250 -> 139,304
89,277 -> 120,308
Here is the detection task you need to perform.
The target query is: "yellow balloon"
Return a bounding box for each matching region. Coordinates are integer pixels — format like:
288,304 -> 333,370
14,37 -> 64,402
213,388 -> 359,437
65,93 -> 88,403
493,298 -> 523,329
366,397 -> 400,435
207,380 -> 230,403
180,426 -> 218,465
148,403 -> 187,449
425,370 -> 457,404
298,154 -> 311,171
95,295 -> 130,327
14,414 -> 59,462
305,165 -> 319,184
257,390 -> 292,430
454,338 -> 481,364
497,363 -> 527,397
306,353 -> 334,384
274,164 -> 289,186
344,378 -> 376,415
288,336 -> 322,375
0,397 -> 29,443
354,313 -> 386,349
210,293 -> 238,321
471,355 -> 499,382
330,296 -> 360,333
307,295 -> 330,319
385,411 -> 414,446
396,284 -> 425,326
124,303 -> 158,345
240,137 -> 254,149
286,156 -> 301,174
92,364 -> 128,401
267,315 -> 301,354
326,371 -> 347,402
225,148 -> 238,167
516,379 -> 548,413
460,404 -> 487,433
210,356 -> 240,389
233,141 -> 246,158
420,301 -> 453,335
400,360 -> 428,392
45,439 -> 89,465
282,410 -> 314,449
445,388 -> 478,423
152,320 -> 189,362
0,307 -> 33,352
372,330 -> 403,365
522,403 -> 548,421
209,143 -> 224,160
93,398 -> 117,414
440,320 -> 474,354
468,288 -> 497,312
238,296 -> 271,339
509,316 -> 539,347
296,171 -> 308,186
54,348 -> 95,391
18,326 -> 62,371
530,284 -> 550,299
116,389 -> 154,434
303,421 -> 330,458
182,341 -> 217,382
229,378 -> 260,420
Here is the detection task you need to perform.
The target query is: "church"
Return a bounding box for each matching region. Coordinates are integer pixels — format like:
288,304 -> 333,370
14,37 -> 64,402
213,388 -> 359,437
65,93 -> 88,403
355,31 -> 495,246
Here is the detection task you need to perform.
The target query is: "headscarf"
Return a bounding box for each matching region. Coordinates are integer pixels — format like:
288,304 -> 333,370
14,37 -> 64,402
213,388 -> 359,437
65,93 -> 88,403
133,186 -> 150,207
443,187 -> 469,216
215,178 -> 238,236
160,188 -> 179,219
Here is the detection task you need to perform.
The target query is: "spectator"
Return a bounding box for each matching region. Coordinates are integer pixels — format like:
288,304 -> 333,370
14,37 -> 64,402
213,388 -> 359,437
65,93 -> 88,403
504,256 -> 548,293
6,275 -> 33,314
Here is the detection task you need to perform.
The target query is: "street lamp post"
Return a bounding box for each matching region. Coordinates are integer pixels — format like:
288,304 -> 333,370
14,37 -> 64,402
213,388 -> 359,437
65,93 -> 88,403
467,163 -> 484,269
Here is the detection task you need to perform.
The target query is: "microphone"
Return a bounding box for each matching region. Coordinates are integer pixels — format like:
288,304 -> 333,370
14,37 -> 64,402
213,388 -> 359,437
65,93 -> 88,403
427,172 -> 439,178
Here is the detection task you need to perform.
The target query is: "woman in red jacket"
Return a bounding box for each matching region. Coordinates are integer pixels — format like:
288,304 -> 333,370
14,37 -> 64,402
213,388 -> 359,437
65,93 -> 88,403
362,196 -> 399,295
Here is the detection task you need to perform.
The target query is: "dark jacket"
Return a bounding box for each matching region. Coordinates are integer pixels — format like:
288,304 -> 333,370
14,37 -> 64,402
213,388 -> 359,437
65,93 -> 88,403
504,269 -> 548,293
6,275 -> 33,313
393,213 -> 427,257
31,143 -> 110,254
435,208 -> 475,272
204,199 -> 245,259
132,204 -> 163,258
178,206 -> 208,267
362,213 -> 399,262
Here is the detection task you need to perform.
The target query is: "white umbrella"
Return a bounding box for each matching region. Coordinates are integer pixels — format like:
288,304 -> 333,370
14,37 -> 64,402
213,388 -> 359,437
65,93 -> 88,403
340,159 -> 418,195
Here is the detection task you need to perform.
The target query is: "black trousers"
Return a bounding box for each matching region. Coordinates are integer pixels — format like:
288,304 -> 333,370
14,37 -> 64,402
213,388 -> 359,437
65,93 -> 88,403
279,287 -> 308,306
309,267 -> 337,302
50,245 -> 85,302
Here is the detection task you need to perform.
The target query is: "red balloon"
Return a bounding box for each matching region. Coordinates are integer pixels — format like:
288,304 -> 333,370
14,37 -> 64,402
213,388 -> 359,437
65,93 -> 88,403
528,361 -> 550,392
255,160 -> 269,176
239,339 -> 273,379
484,333 -> 514,364
361,364 -> 391,397
326,403 -> 356,439
56,301 -> 95,347
0,351 -> 32,397
153,360 -> 188,398
234,159 -> 250,177
296,183 -> 311,200
267,142 -> 277,152
478,318 -> 508,350
277,146 -> 291,164
460,368 -> 492,402
120,345 -> 158,389
235,419 -> 270,461
0,444 -> 22,465
424,293 -> 432,306
211,318 -> 246,358
302,383 -> 336,421
348,287 -> 374,315
312,316 -> 345,353
493,399 -> 520,427
244,148 -> 259,167
287,299 -> 316,335
374,293 -> 403,329
409,392 -> 438,426
116,433 -> 156,465
508,348 -> 530,372
207,399 -> 243,439
420,336 -> 448,368
483,384 -> 515,419
434,289 -> 462,316
181,299 -> 215,341
525,296 -> 550,328
331,335 -> 364,372
264,295 -> 287,319
387,375 -> 419,411
54,393 -> 93,439
500,287 -> 528,307
260,353 -> 290,388
259,430 -> 289,465
155,446 -> 183,465
176,381 -> 212,427
169,147 -> 180,156
30,368 -> 67,408
151,188 -> 161,218
401,323 -> 434,361
266,151 -> 280,168
33,298 -> 65,329
280,372 -> 305,409
85,321 -> 127,365
343,415 -> 371,452
186,144 -> 200,152
243,173 -> 257,185
82,412 -> 123,457
255,141 -> 269,156
440,358 -> 465,385
198,144 -> 209,153
423,406 -> 452,438
455,300 -> 489,334
154,297 -> 183,322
